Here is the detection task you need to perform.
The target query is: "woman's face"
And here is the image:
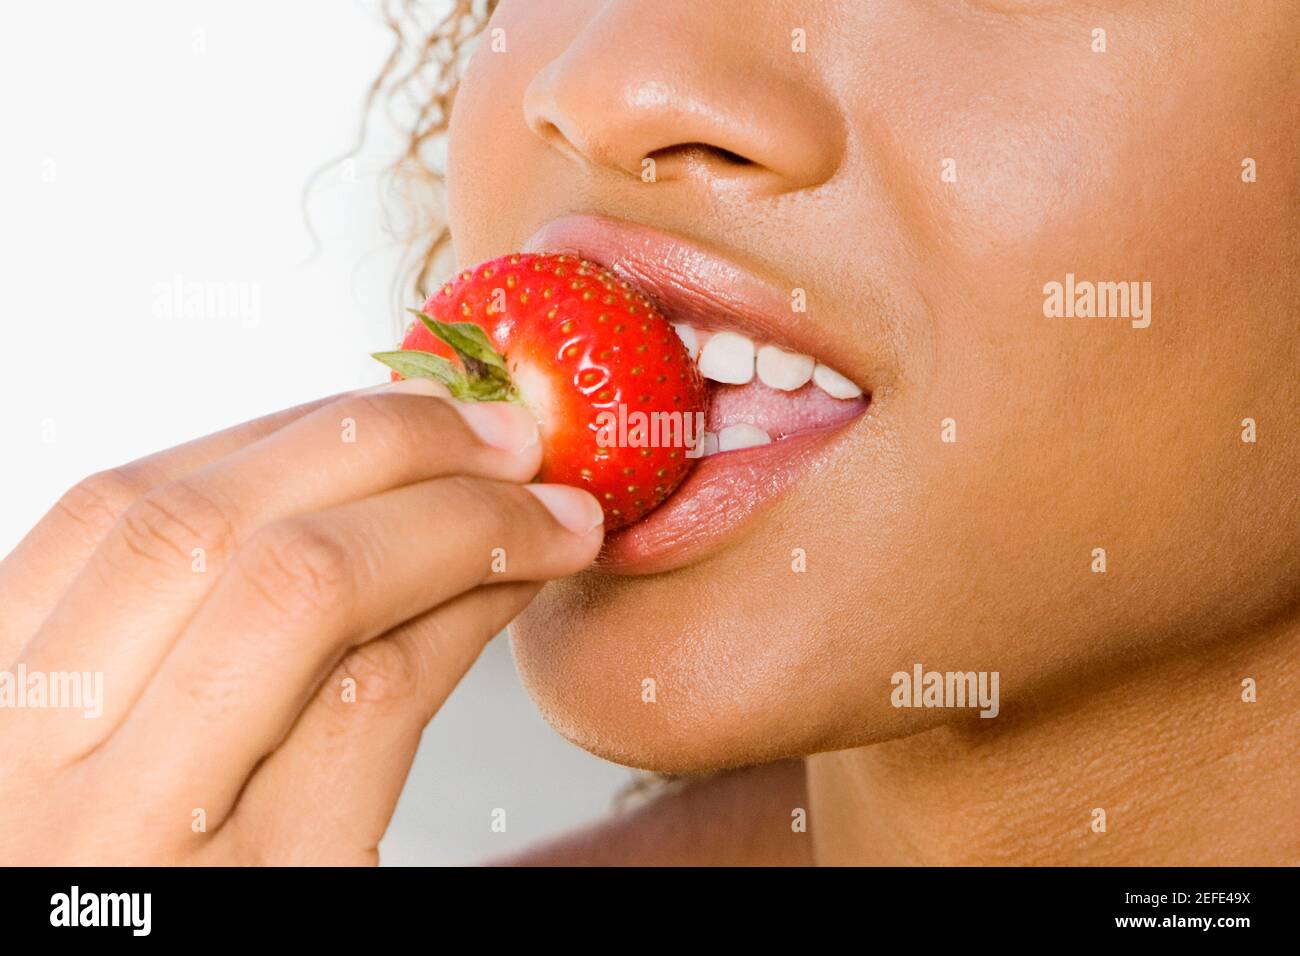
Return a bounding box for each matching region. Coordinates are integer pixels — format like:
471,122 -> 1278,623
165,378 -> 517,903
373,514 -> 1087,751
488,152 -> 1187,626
446,0 -> 1299,771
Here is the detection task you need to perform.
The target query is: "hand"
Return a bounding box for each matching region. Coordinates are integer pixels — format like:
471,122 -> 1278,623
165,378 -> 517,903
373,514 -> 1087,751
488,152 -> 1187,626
0,379 -> 604,864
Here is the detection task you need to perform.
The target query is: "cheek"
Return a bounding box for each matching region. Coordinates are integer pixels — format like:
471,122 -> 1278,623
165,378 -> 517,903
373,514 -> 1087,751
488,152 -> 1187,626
865,4 -> 1299,616
445,6 -> 582,260
445,58 -> 532,259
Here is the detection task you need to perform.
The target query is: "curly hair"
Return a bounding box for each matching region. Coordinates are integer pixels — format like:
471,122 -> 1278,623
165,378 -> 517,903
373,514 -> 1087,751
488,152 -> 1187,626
365,0 -> 499,304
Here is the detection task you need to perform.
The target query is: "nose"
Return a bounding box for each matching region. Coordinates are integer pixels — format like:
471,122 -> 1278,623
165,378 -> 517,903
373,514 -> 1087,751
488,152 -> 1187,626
522,2 -> 843,194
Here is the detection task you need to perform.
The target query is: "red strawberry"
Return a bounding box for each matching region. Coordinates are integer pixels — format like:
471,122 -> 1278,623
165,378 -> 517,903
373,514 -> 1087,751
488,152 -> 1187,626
375,253 -> 708,530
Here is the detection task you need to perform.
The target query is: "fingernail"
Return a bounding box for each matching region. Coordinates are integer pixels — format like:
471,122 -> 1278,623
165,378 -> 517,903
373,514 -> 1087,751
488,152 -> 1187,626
381,377 -> 450,397
524,484 -> 605,535
453,401 -> 540,453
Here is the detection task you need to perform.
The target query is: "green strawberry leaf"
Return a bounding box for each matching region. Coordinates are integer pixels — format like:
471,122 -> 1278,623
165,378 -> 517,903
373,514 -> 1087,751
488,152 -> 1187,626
371,350 -> 468,395
409,310 -> 511,383
371,350 -> 518,404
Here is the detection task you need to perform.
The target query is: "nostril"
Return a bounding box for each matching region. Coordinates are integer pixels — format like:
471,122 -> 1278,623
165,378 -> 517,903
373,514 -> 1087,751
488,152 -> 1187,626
713,147 -> 753,166
645,142 -> 757,178
648,143 -> 755,166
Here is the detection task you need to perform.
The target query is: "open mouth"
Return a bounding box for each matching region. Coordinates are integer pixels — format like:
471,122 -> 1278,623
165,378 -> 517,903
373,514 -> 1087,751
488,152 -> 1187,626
673,324 -> 866,455
525,214 -> 871,573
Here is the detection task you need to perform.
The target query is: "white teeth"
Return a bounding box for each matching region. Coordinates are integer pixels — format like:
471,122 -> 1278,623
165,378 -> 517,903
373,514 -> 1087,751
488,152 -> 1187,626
688,325 -> 863,400
700,431 -> 720,457
812,363 -> 863,399
672,324 -> 699,360
756,344 -> 815,391
717,423 -> 772,452
698,331 -> 755,384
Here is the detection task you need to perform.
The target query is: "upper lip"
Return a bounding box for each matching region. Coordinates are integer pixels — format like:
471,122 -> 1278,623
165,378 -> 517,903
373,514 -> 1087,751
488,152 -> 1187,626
523,214 -> 869,392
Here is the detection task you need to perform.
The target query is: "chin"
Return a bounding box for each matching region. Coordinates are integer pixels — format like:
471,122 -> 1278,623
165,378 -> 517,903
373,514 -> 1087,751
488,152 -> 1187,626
507,550 -> 929,774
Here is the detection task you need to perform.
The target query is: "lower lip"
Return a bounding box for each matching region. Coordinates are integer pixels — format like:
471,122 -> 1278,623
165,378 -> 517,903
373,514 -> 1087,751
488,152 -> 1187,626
598,410 -> 866,575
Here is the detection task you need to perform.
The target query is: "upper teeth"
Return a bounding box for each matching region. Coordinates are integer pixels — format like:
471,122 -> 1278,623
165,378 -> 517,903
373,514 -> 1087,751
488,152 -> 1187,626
672,323 -> 699,360
697,331 -> 755,384
811,362 -> 863,399
684,326 -> 861,399
756,344 -> 814,391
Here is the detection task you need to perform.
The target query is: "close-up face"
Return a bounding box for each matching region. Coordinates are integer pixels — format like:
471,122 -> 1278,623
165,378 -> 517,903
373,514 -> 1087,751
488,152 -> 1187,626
10,0 -> 1300,883
446,0 -> 1299,772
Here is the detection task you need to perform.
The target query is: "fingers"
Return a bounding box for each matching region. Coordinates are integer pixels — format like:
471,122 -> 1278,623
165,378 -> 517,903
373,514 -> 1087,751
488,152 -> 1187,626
0,386 -> 378,661
99,474 -> 602,821
19,382 -> 541,748
222,581 -> 539,864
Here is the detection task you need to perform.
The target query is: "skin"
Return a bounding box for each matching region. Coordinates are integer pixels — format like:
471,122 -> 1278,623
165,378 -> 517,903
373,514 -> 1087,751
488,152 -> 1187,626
449,0 -> 1300,862
2,0 -> 1295,865
0,380 -> 606,863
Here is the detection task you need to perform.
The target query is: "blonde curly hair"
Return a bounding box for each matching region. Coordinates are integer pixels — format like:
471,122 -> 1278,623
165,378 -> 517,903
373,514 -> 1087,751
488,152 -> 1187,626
365,0 -> 499,303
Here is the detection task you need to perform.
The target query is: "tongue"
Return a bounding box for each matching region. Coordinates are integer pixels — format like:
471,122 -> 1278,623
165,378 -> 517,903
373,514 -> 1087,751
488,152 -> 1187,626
705,379 -> 867,440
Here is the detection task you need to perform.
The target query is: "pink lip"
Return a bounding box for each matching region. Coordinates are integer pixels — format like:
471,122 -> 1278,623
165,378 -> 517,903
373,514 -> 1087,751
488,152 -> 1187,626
523,214 -> 870,574
598,423 -> 860,574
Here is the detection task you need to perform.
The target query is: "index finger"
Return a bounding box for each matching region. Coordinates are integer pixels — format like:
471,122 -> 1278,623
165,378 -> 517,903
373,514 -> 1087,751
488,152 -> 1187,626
0,383 -> 419,656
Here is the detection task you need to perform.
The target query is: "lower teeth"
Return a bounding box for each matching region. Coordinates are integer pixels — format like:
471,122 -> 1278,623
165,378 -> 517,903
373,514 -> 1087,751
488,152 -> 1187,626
716,423 -> 772,452
697,375 -> 868,458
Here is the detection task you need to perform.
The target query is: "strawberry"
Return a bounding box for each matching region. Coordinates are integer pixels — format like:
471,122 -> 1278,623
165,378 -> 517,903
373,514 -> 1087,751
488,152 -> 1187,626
374,253 -> 708,530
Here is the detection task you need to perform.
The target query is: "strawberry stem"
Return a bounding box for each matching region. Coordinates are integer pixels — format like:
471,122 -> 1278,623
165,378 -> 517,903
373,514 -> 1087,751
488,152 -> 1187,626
372,311 -> 522,405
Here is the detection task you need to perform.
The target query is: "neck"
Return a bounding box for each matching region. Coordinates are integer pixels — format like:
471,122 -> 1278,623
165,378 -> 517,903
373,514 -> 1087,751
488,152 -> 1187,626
807,618 -> 1300,865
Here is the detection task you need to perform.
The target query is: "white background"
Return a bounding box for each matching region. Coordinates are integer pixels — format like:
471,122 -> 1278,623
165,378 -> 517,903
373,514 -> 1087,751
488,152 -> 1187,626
0,0 -> 627,864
